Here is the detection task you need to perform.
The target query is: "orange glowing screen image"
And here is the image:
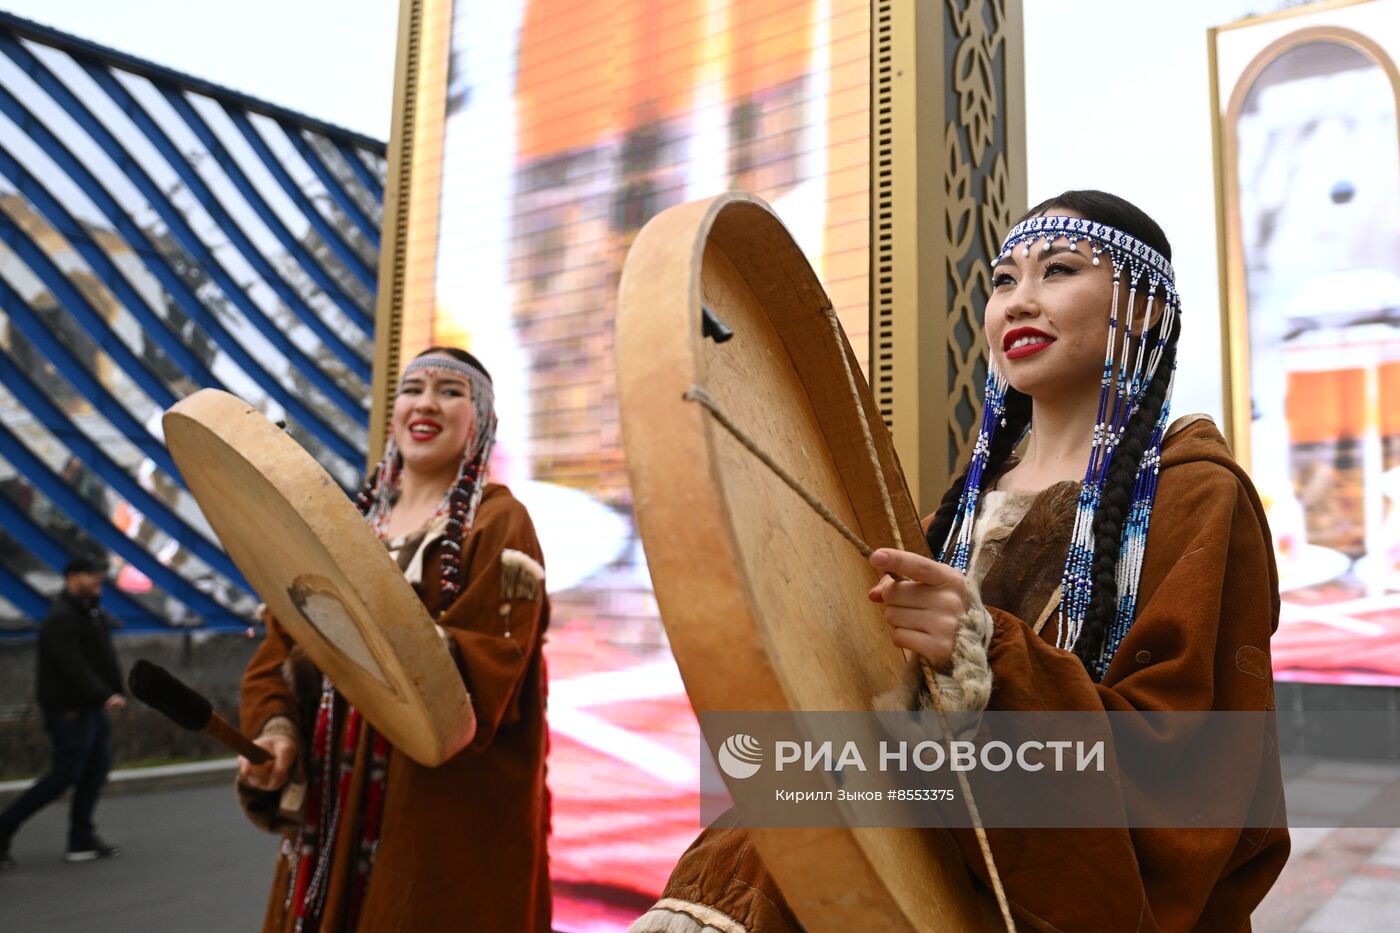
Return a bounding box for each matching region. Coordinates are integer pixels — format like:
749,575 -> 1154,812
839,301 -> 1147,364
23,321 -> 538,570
396,1 -> 872,927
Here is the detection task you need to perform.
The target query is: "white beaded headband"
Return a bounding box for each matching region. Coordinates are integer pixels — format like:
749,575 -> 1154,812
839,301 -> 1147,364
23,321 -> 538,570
399,354 -> 492,388
995,215 -> 1178,299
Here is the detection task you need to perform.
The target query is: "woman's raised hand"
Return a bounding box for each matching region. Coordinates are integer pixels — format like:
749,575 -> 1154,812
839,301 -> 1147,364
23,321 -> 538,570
867,548 -> 971,670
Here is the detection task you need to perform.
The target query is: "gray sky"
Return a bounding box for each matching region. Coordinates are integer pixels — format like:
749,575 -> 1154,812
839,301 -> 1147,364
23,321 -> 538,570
0,0 -> 399,138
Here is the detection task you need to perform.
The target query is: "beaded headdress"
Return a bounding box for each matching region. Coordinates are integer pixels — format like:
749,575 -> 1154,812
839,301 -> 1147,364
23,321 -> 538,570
939,215 -> 1180,679
357,353 -> 498,599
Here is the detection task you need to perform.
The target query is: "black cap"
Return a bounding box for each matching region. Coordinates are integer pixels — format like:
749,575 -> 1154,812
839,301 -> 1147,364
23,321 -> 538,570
63,555 -> 107,576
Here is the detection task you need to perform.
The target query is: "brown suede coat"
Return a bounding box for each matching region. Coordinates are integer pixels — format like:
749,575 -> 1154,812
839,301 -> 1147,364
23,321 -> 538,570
640,417 -> 1290,932
240,484 -> 552,932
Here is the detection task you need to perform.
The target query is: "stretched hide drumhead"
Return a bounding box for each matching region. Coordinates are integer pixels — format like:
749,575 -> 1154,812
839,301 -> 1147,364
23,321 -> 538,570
617,193 -> 998,931
163,390 -> 474,767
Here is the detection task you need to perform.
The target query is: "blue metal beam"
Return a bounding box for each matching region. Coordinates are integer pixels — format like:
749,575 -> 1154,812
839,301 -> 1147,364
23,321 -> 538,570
0,278 -> 177,477
0,11 -> 385,154
0,38 -> 365,462
282,126 -> 380,249
120,76 -> 374,375
91,68 -> 376,360
151,87 -> 375,333
0,303 -> 245,584
0,211 -> 179,413
0,39 -> 368,417
0,488 -> 165,628
0,417 -> 238,625
0,140 -> 218,397
0,83 -> 359,467
330,135 -> 383,203
0,554 -> 52,627
224,107 -> 378,290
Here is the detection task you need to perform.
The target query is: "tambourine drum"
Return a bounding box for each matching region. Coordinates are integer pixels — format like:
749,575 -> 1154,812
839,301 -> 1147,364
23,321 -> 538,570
617,193 -> 999,930
163,390 -> 474,767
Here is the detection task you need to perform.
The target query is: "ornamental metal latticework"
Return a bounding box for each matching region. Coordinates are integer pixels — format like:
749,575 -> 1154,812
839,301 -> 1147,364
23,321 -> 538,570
945,0 -> 1016,469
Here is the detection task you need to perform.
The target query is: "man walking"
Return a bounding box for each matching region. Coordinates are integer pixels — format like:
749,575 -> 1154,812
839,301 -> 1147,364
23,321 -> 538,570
0,555 -> 125,869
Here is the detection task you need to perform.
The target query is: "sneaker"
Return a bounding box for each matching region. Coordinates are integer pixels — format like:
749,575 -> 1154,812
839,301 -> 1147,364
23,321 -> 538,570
64,838 -> 120,862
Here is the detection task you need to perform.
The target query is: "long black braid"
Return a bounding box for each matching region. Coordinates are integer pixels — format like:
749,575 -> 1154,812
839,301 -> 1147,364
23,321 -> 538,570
1075,320 -> 1179,671
352,465 -> 380,519
436,451 -> 488,602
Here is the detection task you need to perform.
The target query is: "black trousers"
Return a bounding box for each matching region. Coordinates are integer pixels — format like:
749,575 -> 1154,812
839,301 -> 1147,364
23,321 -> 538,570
0,708 -> 112,848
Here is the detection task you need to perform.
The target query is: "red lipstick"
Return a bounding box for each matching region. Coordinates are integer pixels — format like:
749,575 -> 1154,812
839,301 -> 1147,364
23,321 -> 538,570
406,418 -> 443,442
1003,327 -> 1055,360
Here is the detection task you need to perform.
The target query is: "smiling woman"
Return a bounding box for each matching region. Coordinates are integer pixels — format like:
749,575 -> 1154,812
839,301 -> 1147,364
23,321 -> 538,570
236,344 -> 554,932
989,239 -> 1130,393
938,192 -> 1184,672
380,350 -> 494,542
632,192 -> 1290,933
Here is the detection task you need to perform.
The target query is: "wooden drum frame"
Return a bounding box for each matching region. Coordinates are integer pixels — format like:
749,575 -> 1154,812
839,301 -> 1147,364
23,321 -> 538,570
617,193 -> 999,930
164,389 -> 475,767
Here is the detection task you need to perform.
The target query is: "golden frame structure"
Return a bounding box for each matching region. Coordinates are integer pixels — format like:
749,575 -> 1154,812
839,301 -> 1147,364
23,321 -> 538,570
369,0 -> 451,464
1208,0 -> 1400,467
370,0 -> 1025,506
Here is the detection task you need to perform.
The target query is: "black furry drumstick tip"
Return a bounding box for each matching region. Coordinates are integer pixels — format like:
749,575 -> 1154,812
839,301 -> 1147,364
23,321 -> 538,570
128,658 -> 212,731
127,659 -> 270,763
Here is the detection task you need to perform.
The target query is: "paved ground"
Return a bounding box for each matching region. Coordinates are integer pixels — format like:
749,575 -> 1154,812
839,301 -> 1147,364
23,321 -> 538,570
1255,827 -> 1400,932
3,770 -> 1400,931
0,782 -> 273,932
1249,756 -> 1400,931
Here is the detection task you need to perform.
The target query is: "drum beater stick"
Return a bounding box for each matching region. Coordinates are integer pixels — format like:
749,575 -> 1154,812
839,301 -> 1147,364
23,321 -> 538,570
127,659 -> 272,764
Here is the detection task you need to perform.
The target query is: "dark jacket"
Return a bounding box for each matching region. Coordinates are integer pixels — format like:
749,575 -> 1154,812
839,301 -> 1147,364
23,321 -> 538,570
36,591 -> 124,711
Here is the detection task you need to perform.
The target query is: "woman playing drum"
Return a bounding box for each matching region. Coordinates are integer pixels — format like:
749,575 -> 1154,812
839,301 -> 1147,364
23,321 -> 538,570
632,191 -> 1289,932
238,347 -> 551,932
